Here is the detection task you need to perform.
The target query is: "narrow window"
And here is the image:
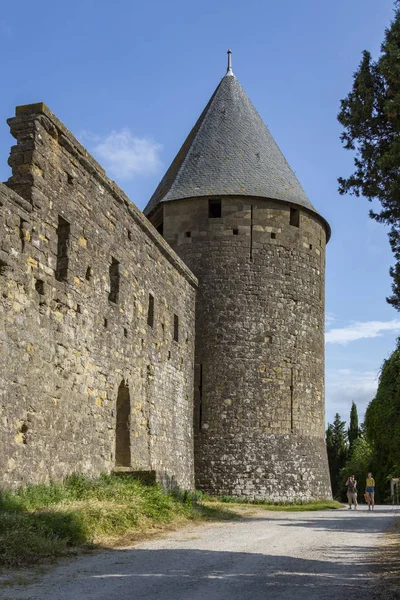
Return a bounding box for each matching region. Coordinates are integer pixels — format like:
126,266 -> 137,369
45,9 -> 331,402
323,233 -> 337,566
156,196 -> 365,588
151,207 -> 164,237
271,232 -> 276,239
123,327 -> 128,338
290,208 -> 300,228
185,231 -> 191,238
250,205 -> 254,261
55,215 -> 70,281
35,279 -> 45,295
108,257 -> 120,304
115,380 -> 131,467
0,260 -> 7,276
147,293 -> 154,328
208,198 -> 221,218
104,317 -> 108,328
127,229 -> 132,241
233,228 -> 239,235
85,266 -> 92,281
309,243 -> 313,250
19,218 -> 28,252
173,314 -> 179,342
199,364 -> 203,430
290,368 -> 294,433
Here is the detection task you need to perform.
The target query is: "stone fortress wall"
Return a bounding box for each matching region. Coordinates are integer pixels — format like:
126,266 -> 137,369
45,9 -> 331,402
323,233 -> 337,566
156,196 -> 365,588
0,104 -> 197,490
157,195 -> 332,499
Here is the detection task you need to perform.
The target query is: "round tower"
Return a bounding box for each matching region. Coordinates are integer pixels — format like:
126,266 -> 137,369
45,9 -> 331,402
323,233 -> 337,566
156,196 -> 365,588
144,53 -> 332,500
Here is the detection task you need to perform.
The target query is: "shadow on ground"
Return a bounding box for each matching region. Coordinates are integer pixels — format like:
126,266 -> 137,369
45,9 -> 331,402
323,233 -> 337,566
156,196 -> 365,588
1,542 -> 399,600
237,511 -> 397,535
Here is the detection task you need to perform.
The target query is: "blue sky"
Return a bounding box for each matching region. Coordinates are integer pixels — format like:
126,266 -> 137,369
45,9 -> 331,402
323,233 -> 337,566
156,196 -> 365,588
0,0 -> 398,427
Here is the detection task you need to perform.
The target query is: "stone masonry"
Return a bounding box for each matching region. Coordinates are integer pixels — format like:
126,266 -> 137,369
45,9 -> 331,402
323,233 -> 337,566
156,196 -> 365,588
160,196 -> 331,499
144,63 -> 332,500
0,59 -> 333,500
0,103 -> 197,490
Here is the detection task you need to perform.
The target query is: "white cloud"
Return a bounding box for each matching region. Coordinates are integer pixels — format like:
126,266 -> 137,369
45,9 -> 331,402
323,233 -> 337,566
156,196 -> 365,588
325,312 -> 336,327
325,319 -> 400,344
325,369 -> 379,424
327,369 -> 378,397
82,129 -> 163,181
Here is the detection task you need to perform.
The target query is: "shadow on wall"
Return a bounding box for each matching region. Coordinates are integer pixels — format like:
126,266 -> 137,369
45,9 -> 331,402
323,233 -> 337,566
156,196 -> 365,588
157,471 -> 179,491
19,543 -> 397,599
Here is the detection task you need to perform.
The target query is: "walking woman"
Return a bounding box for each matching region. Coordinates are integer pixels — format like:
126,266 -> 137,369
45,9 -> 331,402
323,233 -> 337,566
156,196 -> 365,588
365,472 -> 375,511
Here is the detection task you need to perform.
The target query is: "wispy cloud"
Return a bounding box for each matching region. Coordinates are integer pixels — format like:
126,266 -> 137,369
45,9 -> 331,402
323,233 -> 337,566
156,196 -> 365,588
327,369 -> 378,396
81,129 -> 163,180
325,320 -> 400,344
325,368 -> 379,424
325,312 -> 336,327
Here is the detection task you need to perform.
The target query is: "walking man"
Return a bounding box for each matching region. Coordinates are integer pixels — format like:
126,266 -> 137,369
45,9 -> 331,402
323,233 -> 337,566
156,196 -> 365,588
346,474 -> 358,510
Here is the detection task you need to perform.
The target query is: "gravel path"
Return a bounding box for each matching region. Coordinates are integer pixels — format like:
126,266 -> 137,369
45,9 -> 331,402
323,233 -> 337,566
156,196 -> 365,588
1,505 -> 398,600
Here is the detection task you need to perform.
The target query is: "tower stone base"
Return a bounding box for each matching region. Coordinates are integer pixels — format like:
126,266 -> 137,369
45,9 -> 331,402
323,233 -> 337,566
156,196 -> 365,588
195,434 -> 332,501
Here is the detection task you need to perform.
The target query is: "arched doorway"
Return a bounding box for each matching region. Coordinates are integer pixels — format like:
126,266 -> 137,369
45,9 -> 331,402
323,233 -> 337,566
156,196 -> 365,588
115,380 -> 131,467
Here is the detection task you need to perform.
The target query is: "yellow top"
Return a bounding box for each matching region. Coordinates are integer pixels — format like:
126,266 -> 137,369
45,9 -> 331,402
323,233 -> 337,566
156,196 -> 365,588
366,477 -> 375,487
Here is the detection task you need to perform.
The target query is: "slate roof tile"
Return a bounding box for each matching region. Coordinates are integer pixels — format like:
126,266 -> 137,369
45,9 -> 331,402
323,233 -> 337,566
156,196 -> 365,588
144,73 -> 319,217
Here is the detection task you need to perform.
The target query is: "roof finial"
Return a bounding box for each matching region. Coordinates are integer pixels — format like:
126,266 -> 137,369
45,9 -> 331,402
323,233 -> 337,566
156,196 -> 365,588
226,49 -> 234,76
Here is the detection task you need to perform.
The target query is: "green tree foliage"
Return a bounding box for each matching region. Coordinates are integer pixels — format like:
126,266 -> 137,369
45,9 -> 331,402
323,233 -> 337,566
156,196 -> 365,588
326,413 -> 348,498
337,2 -> 400,308
340,437 -> 374,500
365,339 -> 400,501
348,401 -> 360,454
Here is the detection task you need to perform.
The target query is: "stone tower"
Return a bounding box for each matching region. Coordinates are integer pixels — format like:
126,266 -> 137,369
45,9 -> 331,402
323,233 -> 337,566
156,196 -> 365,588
144,53 -> 332,500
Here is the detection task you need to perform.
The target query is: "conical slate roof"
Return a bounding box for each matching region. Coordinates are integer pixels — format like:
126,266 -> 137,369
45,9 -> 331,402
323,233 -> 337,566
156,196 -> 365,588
144,68 -> 318,216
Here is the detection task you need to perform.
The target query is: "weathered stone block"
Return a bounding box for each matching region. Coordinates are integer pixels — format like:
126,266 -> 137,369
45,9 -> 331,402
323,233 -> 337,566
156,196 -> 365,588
0,105 -> 197,491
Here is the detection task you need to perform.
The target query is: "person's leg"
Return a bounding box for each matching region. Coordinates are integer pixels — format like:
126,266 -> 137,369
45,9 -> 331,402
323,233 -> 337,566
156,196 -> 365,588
347,492 -> 352,509
367,492 -> 371,510
354,493 -> 357,509
371,492 -> 375,509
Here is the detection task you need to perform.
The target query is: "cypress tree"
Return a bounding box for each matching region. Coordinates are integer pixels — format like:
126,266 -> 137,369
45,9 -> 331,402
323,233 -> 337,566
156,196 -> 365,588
326,413 -> 348,498
348,402 -> 360,454
338,2 -> 400,308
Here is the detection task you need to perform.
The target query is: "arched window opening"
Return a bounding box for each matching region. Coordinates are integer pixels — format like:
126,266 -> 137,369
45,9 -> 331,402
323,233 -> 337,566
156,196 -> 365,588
115,380 -> 131,467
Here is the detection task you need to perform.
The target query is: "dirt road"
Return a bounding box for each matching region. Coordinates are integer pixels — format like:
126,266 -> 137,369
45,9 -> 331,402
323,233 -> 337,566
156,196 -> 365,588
1,505 -> 398,600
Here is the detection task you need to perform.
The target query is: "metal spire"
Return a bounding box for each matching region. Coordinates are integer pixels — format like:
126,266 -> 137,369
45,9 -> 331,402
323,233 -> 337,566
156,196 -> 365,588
226,49 -> 234,76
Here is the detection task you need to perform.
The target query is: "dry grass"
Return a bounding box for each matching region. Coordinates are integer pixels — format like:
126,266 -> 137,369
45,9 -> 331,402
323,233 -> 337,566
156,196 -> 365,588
373,517 -> 400,599
0,475 -> 237,568
0,474 -> 343,569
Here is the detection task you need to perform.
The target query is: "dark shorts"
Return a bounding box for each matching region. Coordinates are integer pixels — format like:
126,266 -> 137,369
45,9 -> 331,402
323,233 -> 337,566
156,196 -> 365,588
366,487 -> 374,493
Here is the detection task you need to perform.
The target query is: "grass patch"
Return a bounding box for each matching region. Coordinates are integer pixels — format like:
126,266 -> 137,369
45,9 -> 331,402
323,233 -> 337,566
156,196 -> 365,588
0,475 -> 342,568
0,474 -> 235,568
202,494 -> 343,511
